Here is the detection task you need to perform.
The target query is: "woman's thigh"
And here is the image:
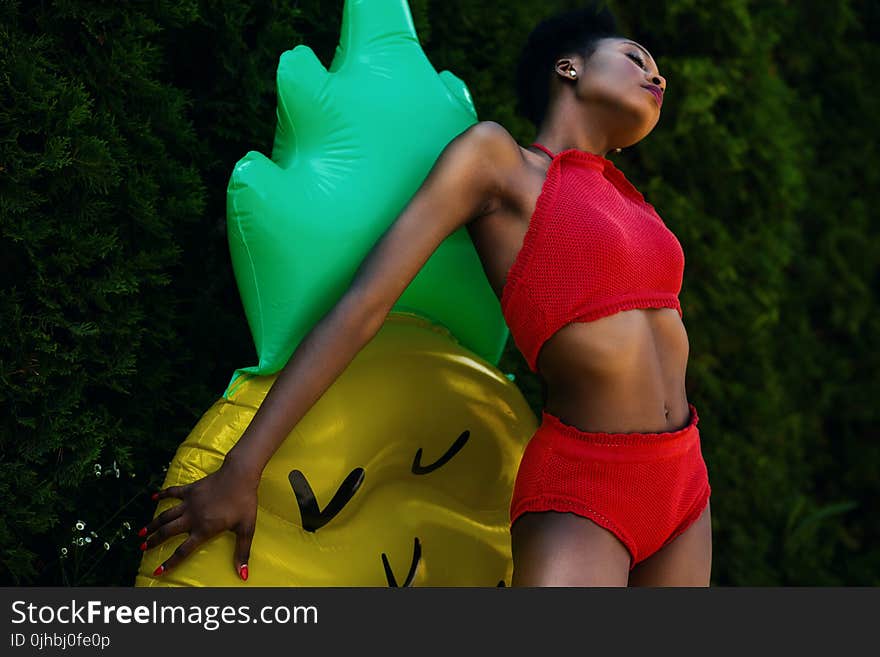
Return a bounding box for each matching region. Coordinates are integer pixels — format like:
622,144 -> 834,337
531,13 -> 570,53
510,510 -> 631,587
627,501 -> 712,587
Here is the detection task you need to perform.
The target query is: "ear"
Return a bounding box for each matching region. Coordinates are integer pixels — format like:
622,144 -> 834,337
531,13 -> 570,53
554,57 -> 578,80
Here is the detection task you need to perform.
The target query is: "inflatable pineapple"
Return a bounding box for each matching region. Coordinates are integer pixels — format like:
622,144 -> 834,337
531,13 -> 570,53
136,0 -> 536,587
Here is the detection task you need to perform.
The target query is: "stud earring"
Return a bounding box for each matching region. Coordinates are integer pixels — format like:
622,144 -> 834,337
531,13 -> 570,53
614,148 -> 622,153
569,70 -> 577,78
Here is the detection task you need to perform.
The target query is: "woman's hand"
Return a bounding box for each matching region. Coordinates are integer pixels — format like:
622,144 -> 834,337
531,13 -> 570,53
138,457 -> 260,581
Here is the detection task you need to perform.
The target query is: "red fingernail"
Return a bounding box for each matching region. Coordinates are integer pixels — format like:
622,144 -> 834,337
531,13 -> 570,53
151,492 -> 159,501
153,565 -> 164,576
139,542 -> 147,551
239,564 -> 248,581
137,527 -> 147,537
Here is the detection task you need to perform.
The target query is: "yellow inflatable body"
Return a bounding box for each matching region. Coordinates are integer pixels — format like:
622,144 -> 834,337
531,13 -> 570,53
136,313 -> 536,586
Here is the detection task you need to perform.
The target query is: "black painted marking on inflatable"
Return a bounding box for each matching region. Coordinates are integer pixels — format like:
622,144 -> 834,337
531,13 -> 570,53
288,467 -> 365,532
382,537 -> 421,587
497,580 -> 506,587
411,430 -> 470,474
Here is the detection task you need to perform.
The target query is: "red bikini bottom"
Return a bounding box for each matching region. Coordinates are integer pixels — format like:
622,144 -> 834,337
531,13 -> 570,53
510,403 -> 711,569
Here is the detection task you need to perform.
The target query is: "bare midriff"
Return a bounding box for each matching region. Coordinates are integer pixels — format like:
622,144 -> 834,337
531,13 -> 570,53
536,306 -> 690,434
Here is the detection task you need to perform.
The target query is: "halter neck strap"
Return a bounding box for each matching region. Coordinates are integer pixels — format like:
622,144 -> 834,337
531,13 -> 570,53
530,142 -> 556,159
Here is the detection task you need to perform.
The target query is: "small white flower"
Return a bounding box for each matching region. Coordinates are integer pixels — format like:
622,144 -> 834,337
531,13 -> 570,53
90,531 -> 97,537
61,547 -> 68,555
122,521 -> 131,530
75,521 -> 85,531
103,542 -> 110,550
85,537 -> 92,544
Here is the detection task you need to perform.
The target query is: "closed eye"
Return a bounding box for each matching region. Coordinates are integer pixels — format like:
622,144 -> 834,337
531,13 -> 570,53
626,51 -> 647,70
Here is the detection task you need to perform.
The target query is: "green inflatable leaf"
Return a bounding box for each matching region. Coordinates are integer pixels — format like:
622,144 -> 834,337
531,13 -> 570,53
224,0 -> 509,398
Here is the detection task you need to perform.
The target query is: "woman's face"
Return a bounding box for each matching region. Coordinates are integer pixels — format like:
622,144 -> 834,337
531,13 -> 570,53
560,37 -> 666,143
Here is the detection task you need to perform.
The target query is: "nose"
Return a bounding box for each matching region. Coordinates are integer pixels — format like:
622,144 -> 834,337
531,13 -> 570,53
650,73 -> 666,92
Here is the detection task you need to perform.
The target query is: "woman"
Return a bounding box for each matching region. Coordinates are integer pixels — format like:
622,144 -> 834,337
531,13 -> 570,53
138,4 -> 712,587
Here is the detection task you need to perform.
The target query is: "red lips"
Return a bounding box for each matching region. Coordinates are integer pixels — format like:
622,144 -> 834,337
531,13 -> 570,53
642,84 -> 663,106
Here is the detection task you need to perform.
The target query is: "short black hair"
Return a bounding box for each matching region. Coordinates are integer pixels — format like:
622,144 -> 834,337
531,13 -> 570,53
515,2 -> 622,129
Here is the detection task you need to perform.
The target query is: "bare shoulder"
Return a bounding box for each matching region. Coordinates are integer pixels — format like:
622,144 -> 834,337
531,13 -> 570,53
448,121 -> 526,208
339,122 -> 524,320
458,120 -> 525,171
462,120 -> 518,146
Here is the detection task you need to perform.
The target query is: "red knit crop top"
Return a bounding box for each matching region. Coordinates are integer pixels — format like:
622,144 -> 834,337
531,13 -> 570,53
500,142 -> 685,373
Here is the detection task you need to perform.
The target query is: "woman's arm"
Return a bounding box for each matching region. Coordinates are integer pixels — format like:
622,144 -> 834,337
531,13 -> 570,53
142,120 -> 515,577
224,120 -> 509,477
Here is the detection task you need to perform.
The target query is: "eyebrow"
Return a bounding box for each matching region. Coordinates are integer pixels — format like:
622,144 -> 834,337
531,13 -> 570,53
620,41 -> 657,68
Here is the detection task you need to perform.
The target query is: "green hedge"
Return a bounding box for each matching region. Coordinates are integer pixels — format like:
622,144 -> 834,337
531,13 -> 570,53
0,0 -> 876,585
